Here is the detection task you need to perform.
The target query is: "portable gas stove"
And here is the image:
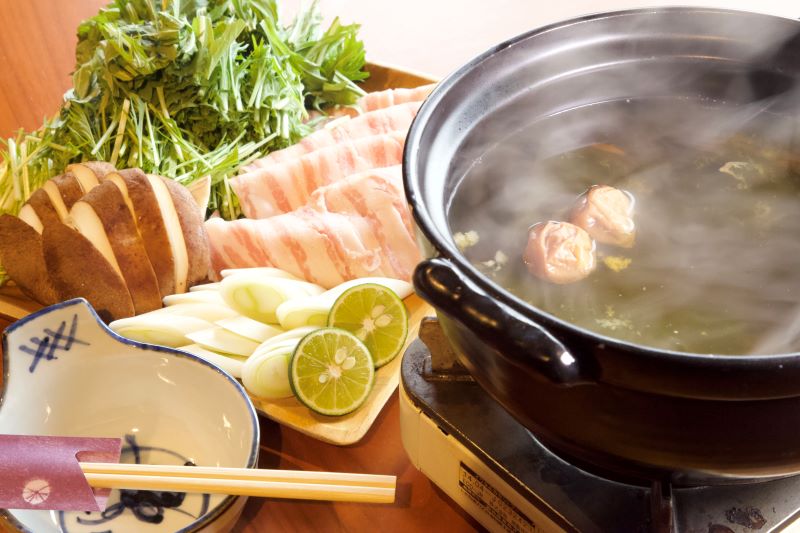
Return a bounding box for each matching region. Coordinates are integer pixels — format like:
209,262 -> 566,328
399,318 -> 800,533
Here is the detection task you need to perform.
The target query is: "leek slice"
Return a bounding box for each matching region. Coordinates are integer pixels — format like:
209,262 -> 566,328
109,315 -> 212,347
276,277 -> 413,329
252,326 -> 318,358
155,302 -> 239,322
163,290 -> 226,306
242,340 -> 300,399
220,272 -> 324,323
216,316 -> 284,343
275,299 -> 331,330
185,326 -> 260,357
178,344 -> 245,379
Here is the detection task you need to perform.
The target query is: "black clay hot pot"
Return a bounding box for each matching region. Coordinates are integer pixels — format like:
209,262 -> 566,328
404,7 -> 800,485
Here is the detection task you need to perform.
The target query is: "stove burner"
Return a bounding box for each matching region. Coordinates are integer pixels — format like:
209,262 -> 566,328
401,322 -> 800,533
523,429 -> 678,532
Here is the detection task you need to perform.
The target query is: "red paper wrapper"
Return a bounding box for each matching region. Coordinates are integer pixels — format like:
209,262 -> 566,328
0,435 -> 122,511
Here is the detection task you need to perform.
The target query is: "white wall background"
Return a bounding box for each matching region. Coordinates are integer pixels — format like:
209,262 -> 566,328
280,1 -> 800,77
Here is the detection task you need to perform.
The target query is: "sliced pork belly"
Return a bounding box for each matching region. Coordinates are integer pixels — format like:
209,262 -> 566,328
231,131 -> 406,219
241,102 -> 421,173
357,84 -> 435,113
302,84 -> 435,126
308,166 -> 419,280
206,167 -> 420,287
208,209 -> 399,288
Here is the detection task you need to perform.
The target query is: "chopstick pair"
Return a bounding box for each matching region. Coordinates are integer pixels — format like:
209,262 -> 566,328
2,435 -> 393,511
79,462 -> 396,504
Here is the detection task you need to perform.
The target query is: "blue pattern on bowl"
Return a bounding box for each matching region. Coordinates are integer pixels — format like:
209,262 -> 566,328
16,313 -> 89,373
57,434 -> 212,532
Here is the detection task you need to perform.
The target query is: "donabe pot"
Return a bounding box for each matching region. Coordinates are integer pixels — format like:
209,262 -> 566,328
404,7 -> 800,485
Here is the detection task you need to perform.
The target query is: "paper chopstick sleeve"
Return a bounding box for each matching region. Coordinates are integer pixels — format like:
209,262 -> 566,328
0,435 -> 122,511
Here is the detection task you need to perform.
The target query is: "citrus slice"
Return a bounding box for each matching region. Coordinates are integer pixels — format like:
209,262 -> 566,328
289,328 -> 375,416
327,283 -> 409,368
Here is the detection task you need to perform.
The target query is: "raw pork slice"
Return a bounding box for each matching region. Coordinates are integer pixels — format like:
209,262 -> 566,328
356,84 -> 435,113
301,83 -> 436,128
206,167 -> 420,287
308,166 -> 418,280
241,102 -> 421,172
231,131 -> 405,219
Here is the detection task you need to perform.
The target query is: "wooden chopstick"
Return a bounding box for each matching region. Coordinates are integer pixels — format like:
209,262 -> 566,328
80,462 -> 395,487
79,463 -> 396,504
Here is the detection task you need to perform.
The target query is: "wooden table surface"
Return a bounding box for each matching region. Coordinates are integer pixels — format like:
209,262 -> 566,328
0,1 -> 483,532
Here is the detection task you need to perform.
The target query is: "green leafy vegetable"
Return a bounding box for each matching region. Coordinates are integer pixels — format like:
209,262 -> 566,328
0,0 -> 367,220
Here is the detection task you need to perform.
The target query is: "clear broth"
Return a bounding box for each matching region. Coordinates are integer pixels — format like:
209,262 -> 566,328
448,99 -> 800,355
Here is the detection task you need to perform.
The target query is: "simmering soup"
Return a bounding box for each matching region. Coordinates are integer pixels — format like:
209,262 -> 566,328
448,99 -> 800,355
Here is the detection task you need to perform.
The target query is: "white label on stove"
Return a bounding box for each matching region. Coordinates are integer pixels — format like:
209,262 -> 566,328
459,462 -> 538,533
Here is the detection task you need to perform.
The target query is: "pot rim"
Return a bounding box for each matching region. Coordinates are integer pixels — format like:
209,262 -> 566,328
403,5 -> 800,367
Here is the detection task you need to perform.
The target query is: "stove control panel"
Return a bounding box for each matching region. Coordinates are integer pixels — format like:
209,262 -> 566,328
399,385 -> 567,533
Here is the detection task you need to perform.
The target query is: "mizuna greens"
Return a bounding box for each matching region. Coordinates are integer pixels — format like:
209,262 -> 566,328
0,0 -> 368,228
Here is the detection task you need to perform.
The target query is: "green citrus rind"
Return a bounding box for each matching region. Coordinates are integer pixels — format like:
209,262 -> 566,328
289,327 -> 375,416
327,283 -> 409,368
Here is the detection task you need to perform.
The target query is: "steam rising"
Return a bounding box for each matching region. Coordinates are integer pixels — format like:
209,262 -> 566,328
447,17 -> 800,355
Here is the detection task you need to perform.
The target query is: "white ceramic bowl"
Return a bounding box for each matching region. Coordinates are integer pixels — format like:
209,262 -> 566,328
0,298 -> 259,532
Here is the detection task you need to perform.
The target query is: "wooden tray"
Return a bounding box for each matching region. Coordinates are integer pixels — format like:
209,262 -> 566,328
0,61 -> 437,446
251,294 -> 430,445
0,284 -> 41,320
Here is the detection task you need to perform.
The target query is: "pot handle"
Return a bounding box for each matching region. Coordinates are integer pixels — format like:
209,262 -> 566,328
413,257 -> 586,386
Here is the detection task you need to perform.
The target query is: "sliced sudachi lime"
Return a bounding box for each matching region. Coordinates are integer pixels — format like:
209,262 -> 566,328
327,283 -> 409,368
289,327 -> 375,416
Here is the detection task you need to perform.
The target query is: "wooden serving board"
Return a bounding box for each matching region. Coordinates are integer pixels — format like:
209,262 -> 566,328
0,283 -> 41,320
0,61 -> 438,445
252,295 -> 431,445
